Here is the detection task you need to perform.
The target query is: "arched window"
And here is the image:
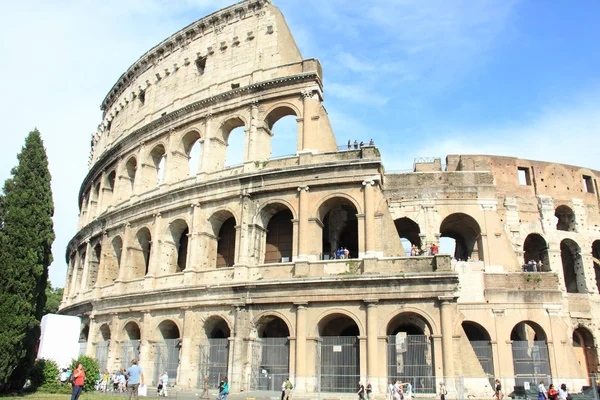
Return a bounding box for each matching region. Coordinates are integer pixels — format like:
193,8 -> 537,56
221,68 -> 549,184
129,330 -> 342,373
523,234 -> 549,271
462,321 -> 494,384
593,240 -> 600,294
181,130 -> 202,176
264,209 -> 293,263
439,213 -> 483,261
122,321 -> 141,368
102,236 -> 122,284
86,243 -> 102,290
573,327 -> 598,382
251,316 -> 291,390
200,317 -> 231,387
561,239 -> 584,293
96,324 -> 111,372
318,314 -> 360,392
394,217 -> 422,253
217,217 -> 236,267
265,106 -> 298,159
123,157 -> 137,199
150,145 -> 167,186
555,205 -> 576,232
132,228 -> 152,278
510,321 -> 550,386
156,320 -> 181,384
164,219 -> 190,274
225,126 -> 245,167
319,197 -> 359,260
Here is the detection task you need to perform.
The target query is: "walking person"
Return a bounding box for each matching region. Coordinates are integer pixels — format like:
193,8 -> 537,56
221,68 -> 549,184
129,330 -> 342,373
538,381 -> 548,400
159,370 -> 168,397
125,359 -> 145,400
200,375 -> 209,399
357,381 -> 365,400
284,377 -> 294,400
281,379 -> 287,400
218,377 -> 229,400
558,384 -> 569,400
387,380 -> 394,400
495,379 -> 503,400
70,362 -> 86,400
439,382 -> 447,400
366,381 -> 372,400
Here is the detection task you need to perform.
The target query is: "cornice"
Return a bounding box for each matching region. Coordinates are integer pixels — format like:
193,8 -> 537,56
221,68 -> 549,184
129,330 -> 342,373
100,0 -> 271,113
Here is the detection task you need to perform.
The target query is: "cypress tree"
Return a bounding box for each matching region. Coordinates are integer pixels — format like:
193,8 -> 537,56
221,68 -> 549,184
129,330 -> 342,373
0,129 -> 55,391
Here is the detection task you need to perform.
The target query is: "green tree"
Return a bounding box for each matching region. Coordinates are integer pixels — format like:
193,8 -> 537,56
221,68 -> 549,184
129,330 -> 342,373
43,282 -> 63,316
0,129 -> 55,392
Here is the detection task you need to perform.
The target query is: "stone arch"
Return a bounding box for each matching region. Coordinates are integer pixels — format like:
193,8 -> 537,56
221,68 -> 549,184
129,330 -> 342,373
253,312 -> 293,338
256,202 -> 295,264
131,227 -> 152,279
386,311 -> 434,336
523,233 -> 549,271
573,326 -> 599,378
316,195 -> 361,260
394,217 -> 422,250
314,193 -> 363,219
264,104 -> 300,159
510,320 -> 548,341
122,156 -> 137,199
263,102 -> 302,128
87,242 -> 102,290
561,239 -> 585,293
147,143 -> 167,187
180,129 -> 203,176
163,218 -> 190,274
200,315 -> 231,387
103,235 -> 122,284
204,315 -> 232,338
510,321 -> 551,385
251,313 -> 292,390
155,319 -> 182,384
156,319 -> 181,340
80,324 -> 89,342
123,320 -> 142,340
99,323 -> 111,341
104,169 -> 117,209
461,321 -> 494,383
461,320 -> 491,341
439,212 -> 483,261
592,240 -> 600,294
121,320 -> 142,368
255,199 -> 298,227
208,210 -> 237,268
555,205 -> 576,232
219,116 -> 247,168
384,307 -> 439,337
315,310 -> 364,337
89,181 -> 101,218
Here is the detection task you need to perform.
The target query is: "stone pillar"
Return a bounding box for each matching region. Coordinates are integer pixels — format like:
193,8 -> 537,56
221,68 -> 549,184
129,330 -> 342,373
116,223 -> 131,282
439,297 -> 455,383
79,241 -> 92,297
178,307 -> 196,388
187,203 -> 202,272
107,314 -> 121,371
231,305 -> 250,391
295,303 -> 308,391
139,311 -> 153,381
362,180 -> 377,257
96,171 -> 106,217
297,186 -> 310,260
366,300 -> 379,391
148,213 -> 163,278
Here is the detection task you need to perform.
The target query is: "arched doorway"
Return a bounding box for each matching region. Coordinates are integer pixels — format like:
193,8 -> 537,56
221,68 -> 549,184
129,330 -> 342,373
510,321 -> 551,386
263,208 -> 293,264
79,324 -> 89,356
122,321 -> 141,368
573,327 -> 598,382
439,213 -> 483,261
251,316 -> 291,390
319,198 -> 359,260
199,317 -> 231,389
561,239 -> 584,293
394,217 -> 422,253
318,314 -> 360,392
592,240 -> 600,294
265,106 -> 298,158
164,219 -> 189,274
523,234 -> 549,271
462,321 -> 494,385
96,324 -> 111,372
217,217 -> 236,268
386,313 -> 434,393
155,320 -> 181,386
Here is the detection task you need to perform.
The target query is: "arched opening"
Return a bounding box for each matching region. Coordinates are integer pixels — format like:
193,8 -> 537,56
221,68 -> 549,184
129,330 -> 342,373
264,209 -> 293,264
462,321 -> 494,384
182,130 -> 202,176
103,236 -> 122,284
80,192 -> 89,220
252,316 -> 291,390
89,182 -> 100,219
132,228 -> 152,279
510,321 -> 550,386
75,248 -> 86,295
561,239 -> 584,293
96,324 -> 111,372
199,317 -> 231,388
265,107 -> 298,159
555,205 -> 576,232
104,170 -> 116,209
318,314 -> 360,393
319,198 -> 359,260
124,157 -> 137,198
122,322 -> 141,368
79,324 -> 89,356
523,234 -> 549,271
573,327 -> 598,381
155,320 -> 181,385
217,217 -> 236,268
163,219 -> 189,274
86,243 -> 102,290
386,313 -> 434,393
223,118 -> 246,167
394,217 -> 422,254
150,145 -> 167,186
440,213 -> 483,261
592,240 -> 600,294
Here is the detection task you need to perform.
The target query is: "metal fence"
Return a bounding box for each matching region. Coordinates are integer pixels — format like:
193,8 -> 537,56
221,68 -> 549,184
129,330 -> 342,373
250,337 -> 290,390
79,341 -> 88,356
512,341 -> 551,386
95,341 -> 110,372
317,336 -> 360,393
121,340 -> 140,368
154,339 -> 181,386
470,340 -> 495,386
198,338 -> 229,389
387,335 -> 435,393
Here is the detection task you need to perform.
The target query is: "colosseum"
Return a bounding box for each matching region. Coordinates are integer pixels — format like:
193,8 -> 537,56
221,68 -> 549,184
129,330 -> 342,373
60,0 -> 600,396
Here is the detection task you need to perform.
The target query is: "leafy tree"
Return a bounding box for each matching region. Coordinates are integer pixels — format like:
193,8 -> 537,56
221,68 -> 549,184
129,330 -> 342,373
70,356 -> 99,393
43,282 -> 64,315
28,358 -> 70,394
0,129 -> 55,392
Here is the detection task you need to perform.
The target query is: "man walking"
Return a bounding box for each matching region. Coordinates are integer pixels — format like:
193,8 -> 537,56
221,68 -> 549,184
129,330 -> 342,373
284,377 -> 294,400
125,359 -> 145,400
200,375 -> 209,399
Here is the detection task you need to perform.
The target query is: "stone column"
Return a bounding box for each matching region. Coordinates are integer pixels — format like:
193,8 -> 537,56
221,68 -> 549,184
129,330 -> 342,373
187,203 -> 202,272
297,186 -> 310,260
366,300 -> 379,391
96,171 -> 106,217
107,313 -> 121,371
116,223 -> 131,282
79,241 -> 92,297
439,297 -> 455,383
295,303 -> 308,391
178,307 -> 196,388
139,311 -> 153,380
148,213 -> 163,278
230,304 -> 250,391
362,180 -> 377,256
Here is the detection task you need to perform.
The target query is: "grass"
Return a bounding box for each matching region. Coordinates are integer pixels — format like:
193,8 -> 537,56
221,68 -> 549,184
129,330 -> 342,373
4,394 -> 115,400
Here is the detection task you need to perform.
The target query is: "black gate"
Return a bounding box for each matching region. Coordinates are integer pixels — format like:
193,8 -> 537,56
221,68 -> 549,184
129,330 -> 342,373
387,334 -> 434,393
95,341 -> 110,372
512,341 -> 551,386
318,336 -> 359,393
198,338 -> 229,388
250,338 -> 290,390
154,339 -> 180,386
121,340 -> 140,368
469,340 -> 494,386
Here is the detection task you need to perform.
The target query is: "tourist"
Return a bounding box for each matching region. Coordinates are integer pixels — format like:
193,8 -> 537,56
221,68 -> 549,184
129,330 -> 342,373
538,260 -> 544,272
357,381 -> 365,400
354,140 -> 358,149
430,243 -> 439,256
404,382 -> 413,400
125,359 -> 145,400
495,379 -> 503,400
218,377 -> 229,400
537,381 -> 548,400
348,140 -> 351,149
158,371 -> 168,397
548,384 -> 558,400
410,244 -> 418,257
200,375 -> 209,399
359,141 -> 364,148
281,379 -> 287,400
344,247 -> 350,259
439,381 -> 447,400
387,380 -> 394,400
59,368 -> 68,384
366,381 -> 372,400
558,384 -> 568,400
284,377 -> 293,400
532,260 -> 538,272
70,363 -> 85,400
369,138 -> 374,146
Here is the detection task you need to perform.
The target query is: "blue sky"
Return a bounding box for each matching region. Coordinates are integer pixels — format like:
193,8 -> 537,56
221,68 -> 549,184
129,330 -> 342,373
0,0 -> 598,287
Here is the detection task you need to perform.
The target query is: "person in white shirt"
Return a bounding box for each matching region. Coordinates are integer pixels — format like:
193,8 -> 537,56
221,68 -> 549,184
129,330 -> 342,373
558,384 -> 568,400
159,371 -> 169,397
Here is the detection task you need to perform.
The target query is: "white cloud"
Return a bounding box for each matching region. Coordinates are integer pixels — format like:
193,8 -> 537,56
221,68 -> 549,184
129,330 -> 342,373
326,82 -> 390,106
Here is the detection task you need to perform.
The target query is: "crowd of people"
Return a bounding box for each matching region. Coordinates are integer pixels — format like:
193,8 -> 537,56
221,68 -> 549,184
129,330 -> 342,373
522,259 -> 545,272
408,243 -> 439,257
347,139 -> 375,150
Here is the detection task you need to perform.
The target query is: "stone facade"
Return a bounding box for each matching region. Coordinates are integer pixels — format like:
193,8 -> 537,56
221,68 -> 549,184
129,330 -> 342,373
60,0 -> 600,396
